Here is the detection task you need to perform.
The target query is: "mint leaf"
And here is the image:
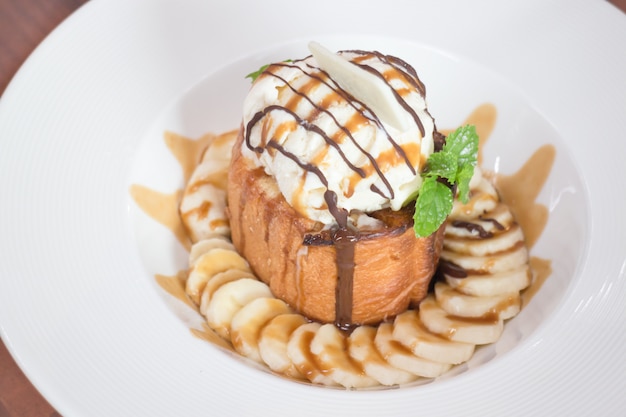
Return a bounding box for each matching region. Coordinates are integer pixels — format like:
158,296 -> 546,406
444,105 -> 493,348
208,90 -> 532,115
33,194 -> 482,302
455,163 -> 475,203
413,178 -> 454,238
245,64 -> 270,82
412,124 -> 479,237
423,150 -> 457,182
444,125 -> 479,203
245,60 -> 293,82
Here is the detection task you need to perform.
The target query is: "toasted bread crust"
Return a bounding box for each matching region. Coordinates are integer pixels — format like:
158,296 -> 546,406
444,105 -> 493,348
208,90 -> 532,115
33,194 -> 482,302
227,129 -> 443,325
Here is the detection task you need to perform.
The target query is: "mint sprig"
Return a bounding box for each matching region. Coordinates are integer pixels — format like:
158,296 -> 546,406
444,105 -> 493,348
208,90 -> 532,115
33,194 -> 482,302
245,60 -> 293,82
413,125 -> 479,238
245,64 -> 270,82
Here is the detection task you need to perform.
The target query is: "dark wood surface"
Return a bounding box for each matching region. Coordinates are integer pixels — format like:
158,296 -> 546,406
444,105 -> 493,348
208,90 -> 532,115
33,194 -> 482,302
0,0 -> 624,415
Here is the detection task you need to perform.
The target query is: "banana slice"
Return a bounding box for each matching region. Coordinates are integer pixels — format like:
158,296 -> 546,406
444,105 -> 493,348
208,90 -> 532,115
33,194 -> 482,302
287,322 -> 338,386
258,313 -> 308,379
440,243 -> 528,275
392,310 -> 474,365
205,278 -> 273,339
189,236 -> 235,266
374,323 -> 451,378
186,248 -> 251,304
230,298 -> 292,363
180,131 -> 237,243
194,130 -> 236,177
443,224 -> 524,256
444,204 -> 514,239
348,325 -> 418,386
434,282 -> 521,320
180,184 -> 229,242
445,265 -> 531,297
310,324 -> 379,388
199,269 -> 256,316
450,182 -> 498,219
419,295 -> 503,345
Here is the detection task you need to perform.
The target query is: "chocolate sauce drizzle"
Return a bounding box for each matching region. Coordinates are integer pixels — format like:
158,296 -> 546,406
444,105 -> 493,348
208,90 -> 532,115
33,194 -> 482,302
245,51 -> 429,329
479,216 -> 506,231
284,59 -> 416,176
451,220 -> 494,239
438,259 -> 468,278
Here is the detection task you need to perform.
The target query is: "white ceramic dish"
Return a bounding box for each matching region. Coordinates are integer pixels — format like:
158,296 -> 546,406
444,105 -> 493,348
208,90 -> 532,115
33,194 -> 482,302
1,0 -> 625,416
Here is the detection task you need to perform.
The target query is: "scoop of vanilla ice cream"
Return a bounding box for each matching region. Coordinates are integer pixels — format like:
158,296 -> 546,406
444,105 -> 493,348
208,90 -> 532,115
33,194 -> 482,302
241,50 -> 435,225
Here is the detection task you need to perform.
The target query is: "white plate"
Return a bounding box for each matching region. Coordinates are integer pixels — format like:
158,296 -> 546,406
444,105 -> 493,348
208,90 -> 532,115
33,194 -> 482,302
1,0 -> 625,415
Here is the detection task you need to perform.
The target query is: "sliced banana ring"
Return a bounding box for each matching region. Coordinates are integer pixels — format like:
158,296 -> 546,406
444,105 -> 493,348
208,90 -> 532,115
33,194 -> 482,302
419,295 -> 503,345
231,297 -> 292,363
258,313 -> 308,379
443,224 -> 524,256
392,310 -> 475,365
186,248 -> 251,304
205,278 -> 273,339
199,269 -> 256,316
374,323 -> 452,378
441,243 -> 528,275
310,324 -> 379,388
348,325 -> 418,386
180,130 -> 237,243
434,282 -> 520,320
189,235 -> 235,266
445,265 -> 531,297
444,204 -> 514,238
287,322 -> 338,386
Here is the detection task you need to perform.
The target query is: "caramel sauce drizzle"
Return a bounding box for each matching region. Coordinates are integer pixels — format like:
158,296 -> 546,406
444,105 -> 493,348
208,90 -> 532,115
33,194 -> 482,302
523,257 -> 553,308
164,131 -> 214,184
154,272 -> 235,351
129,185 -> 191,251
494,145 -> 556,249
191,322 -> 235,352
154,271 -> 197,312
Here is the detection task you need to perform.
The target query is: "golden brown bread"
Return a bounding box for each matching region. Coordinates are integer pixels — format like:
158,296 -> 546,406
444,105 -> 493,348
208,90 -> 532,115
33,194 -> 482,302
227,128 -> 444,325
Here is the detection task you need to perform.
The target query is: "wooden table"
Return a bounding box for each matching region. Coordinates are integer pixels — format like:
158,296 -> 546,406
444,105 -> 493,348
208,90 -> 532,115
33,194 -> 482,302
0,0 -> 625,415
